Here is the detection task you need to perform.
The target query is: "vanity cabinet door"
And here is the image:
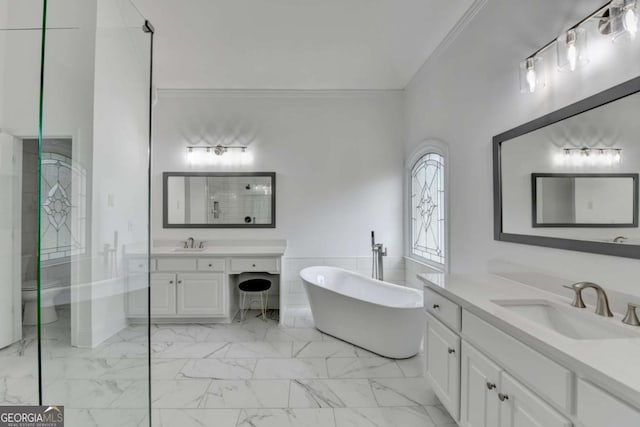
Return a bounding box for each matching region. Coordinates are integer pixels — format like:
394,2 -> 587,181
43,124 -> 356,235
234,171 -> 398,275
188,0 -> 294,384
460,341 -> 501,427
498,372 -> 571,427
150,273 -> 177,316
177,273 -> 226,316
425,313 -> 461,420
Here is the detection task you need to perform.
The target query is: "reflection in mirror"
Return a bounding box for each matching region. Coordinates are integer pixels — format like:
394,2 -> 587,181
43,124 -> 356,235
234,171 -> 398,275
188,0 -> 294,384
532,174 -> 638,227
164,172 -> 276,228
494,76 -> 640,258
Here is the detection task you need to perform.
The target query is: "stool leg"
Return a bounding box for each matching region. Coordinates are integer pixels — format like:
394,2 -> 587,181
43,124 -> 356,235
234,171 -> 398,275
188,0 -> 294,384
240,291 -> 246,321
261,290 -> 269,321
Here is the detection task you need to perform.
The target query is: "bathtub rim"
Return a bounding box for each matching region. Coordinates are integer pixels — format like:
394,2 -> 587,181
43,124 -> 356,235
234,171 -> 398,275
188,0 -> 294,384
300,265 -> 423,310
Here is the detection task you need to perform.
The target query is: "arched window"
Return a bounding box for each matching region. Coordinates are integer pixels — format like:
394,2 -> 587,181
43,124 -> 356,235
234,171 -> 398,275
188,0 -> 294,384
409,143 -> 447,269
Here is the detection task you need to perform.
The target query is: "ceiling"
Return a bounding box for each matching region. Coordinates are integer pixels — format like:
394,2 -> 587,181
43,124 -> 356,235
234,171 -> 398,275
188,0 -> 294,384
134,0 -> 476,90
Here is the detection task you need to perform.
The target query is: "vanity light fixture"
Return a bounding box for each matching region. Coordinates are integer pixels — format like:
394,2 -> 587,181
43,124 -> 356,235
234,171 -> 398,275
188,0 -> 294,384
186,144 -> 250,166
561,147 -> 622,166
187,144 -> 247,156
521,1 -> 639,94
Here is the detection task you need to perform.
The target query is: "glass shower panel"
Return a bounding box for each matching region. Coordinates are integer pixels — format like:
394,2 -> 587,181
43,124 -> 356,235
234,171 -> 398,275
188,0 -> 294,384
39,0 -> 152,425
0,0 -> 45,407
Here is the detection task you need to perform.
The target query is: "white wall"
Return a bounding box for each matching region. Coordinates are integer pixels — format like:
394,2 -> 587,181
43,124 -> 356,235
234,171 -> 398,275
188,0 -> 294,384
404,0 -> 640,297
153,91 -> 406,305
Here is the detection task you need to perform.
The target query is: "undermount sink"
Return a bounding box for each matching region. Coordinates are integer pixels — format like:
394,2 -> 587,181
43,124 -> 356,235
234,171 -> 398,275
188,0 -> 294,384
172,248 -> 205,252
492,299 -> 639,340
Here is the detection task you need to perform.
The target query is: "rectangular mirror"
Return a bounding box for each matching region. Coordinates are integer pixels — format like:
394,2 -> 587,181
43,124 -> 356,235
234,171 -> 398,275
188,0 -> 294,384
163,172 -> 276,228
494,76 -> 640,259
532,174 -> 638,227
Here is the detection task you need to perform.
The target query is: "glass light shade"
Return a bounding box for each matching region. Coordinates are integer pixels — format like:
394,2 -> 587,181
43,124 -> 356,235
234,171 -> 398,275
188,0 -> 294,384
609,0 -> 639,42
557,28 -> 589,71
520,57 -> 545,94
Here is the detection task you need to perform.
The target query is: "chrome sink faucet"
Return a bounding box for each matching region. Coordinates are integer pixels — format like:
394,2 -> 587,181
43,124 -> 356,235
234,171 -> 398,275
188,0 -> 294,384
563,282 -> 613,317
185,237 -> 195,249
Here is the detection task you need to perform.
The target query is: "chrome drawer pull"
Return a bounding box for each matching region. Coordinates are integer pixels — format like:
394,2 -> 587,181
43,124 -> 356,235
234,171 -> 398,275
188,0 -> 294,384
432,304 -> 440,309
486,382 -> 496,390
498,393 -> 509,402
447,348 -> 455,354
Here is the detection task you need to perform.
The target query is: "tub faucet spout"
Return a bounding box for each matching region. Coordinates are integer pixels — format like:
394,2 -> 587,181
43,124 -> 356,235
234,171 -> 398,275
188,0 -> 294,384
371,231 -> 387,281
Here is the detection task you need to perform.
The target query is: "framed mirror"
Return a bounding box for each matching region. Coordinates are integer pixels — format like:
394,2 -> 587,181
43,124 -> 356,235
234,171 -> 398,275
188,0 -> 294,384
493,76 -> 640,259
163,172 -> 276,228
532,173 -> 638,228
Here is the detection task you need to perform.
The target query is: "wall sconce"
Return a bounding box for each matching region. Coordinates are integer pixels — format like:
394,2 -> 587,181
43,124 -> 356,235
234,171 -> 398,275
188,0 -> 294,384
556,147 -> 622,166
186,144 -> 251,166
521,1 -> 639,94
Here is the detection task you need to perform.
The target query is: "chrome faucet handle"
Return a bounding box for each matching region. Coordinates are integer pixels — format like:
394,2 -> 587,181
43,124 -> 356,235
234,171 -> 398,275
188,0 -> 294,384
563,284 -> 586,308
183,241 -> 189,249
199,241 -> 205,249
622,303 -> 640,326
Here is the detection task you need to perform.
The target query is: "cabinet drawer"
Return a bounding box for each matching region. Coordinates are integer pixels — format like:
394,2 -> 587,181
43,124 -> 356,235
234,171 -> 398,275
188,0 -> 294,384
197,258 -> 225,272
156,257 -> 197,271
424,287 -> 461,332
128,258 -> 156,273
462,310 -> 572,413
577,379 -> 640,427
230,257 -> 279,273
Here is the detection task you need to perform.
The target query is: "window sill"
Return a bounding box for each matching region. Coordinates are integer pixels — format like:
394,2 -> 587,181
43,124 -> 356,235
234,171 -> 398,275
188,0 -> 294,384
404,255 -> 446,273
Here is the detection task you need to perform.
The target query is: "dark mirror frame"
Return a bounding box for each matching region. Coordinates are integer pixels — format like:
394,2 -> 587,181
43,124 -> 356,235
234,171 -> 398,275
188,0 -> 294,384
163,171 -> 276,229
531,173 -> 639,228
493,75 -> 640,260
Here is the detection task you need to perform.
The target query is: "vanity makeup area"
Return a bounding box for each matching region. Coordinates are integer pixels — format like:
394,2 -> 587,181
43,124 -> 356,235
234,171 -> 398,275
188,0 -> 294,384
419,77 -> 640,427
126,172 -> 286,323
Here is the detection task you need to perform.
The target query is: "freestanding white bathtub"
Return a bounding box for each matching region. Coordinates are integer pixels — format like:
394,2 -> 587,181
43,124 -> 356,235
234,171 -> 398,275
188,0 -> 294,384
300,266 -> 424,359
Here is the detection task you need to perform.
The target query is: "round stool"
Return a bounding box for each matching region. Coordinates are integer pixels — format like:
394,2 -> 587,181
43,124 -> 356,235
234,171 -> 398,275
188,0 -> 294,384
238,278 -> 272,321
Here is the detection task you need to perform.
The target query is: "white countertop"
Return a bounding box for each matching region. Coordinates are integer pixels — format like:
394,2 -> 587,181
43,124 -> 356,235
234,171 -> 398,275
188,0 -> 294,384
418,273 -> 640,409
126,239 -> 287,257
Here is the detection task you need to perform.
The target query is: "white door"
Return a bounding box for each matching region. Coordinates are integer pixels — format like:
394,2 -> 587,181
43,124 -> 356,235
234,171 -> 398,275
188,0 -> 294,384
460,341 -> 501,427
177,273 -> 226,316
150,273 -> 176,316
0,133 -> 21,349
425,313 -> 461,420
499,372 -> 572,427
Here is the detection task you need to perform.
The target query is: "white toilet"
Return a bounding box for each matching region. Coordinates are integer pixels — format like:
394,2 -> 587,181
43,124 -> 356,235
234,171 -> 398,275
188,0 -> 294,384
22,279 -> 64,325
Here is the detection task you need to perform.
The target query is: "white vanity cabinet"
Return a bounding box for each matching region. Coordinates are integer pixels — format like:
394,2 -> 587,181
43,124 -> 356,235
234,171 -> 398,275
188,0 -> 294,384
150,273 -> 178,316
126,256 -> 229,319
176,273 -> 226,316
425,312 -> 461,419
460,341 -> 501,427
424,287 -> 572,427
460,341 -> 570,427
499,372 -> 571,427
126,251 -> 283,322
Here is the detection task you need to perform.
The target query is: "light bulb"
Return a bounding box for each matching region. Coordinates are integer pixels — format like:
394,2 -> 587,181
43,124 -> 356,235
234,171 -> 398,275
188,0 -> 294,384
614,150 -> 622,163
624,7 -> 638,38
525,59 -> 537,93
567,43 -> 578,71
564,29 -> 579,72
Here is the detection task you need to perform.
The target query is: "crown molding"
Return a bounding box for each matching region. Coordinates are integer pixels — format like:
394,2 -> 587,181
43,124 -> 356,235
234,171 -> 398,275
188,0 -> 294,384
405,0 -> 488,90
157,88 -> 404,99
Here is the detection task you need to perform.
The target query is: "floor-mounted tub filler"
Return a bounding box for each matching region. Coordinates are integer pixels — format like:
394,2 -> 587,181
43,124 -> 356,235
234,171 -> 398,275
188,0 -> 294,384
300,266 -> 424,358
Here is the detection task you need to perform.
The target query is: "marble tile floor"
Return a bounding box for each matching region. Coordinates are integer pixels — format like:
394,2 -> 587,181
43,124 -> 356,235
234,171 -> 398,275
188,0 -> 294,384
0,307 -> 454,427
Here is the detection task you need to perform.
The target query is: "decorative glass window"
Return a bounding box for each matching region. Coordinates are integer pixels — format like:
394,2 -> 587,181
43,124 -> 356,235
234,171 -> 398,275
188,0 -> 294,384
410,152 -> 445,266
41,152 -> 87,261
